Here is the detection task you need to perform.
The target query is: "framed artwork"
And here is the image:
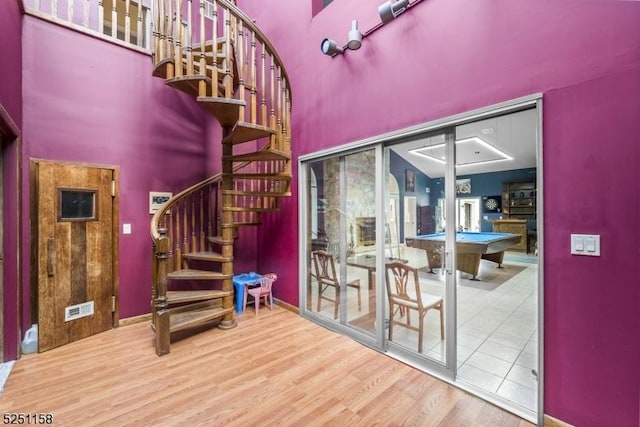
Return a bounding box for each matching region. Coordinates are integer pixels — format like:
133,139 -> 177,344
149,191 -> 173,214
405,169 -> 415,192
455,178 -> 471,195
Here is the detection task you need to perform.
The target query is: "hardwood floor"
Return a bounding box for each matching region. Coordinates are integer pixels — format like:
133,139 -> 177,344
1,307 -> 534,426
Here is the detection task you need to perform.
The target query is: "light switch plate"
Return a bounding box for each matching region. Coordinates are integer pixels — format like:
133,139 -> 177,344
571,234 -> 600,256
123,224 -> 132,235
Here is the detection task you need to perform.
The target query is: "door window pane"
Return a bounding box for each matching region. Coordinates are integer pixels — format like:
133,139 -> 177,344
386,130 -> 451,367
305,149 -> 378,336
59,190 -> 96,221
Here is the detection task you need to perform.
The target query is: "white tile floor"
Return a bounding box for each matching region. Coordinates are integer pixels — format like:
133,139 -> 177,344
411,247 -> 539,414
307,246 -> 539,415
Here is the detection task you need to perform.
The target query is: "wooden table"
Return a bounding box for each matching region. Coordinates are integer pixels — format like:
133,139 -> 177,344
346,255 -> 408,313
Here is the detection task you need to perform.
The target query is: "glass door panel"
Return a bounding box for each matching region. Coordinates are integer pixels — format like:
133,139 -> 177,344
453,109 -> 539,417
384,129 -> 456,371
305,149 -> 378,337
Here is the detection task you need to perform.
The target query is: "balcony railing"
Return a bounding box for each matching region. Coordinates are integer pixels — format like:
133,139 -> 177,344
22,0 -> 152,52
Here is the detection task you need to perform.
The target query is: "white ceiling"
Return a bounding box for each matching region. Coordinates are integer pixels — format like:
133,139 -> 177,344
391,108 -> 537,178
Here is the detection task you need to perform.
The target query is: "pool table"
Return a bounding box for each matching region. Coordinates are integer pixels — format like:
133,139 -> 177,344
405,232 -> 521,280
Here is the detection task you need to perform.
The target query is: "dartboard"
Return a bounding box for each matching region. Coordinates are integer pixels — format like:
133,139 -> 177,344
485,198 -> 498,210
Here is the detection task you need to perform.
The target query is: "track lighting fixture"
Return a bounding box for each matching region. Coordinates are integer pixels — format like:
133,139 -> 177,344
378,0 -> 410,24
347,20 -> 362,50
320,38 -> 343,57
321,0 -> 423,58
321,20 -> 361,56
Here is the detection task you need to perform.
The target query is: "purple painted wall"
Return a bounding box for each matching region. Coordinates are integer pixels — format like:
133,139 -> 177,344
0,0 -> 23,362
0,0 -> 22,127
238,0 -> 640,425
545,69 -> 640,427
21,17 -> 211,327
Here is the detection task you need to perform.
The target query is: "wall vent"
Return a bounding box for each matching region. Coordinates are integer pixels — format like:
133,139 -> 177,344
65,301 -> 95,322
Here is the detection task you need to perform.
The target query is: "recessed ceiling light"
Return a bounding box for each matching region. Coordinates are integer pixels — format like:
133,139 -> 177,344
408,137 -> 512,167
408,143 -> 446,164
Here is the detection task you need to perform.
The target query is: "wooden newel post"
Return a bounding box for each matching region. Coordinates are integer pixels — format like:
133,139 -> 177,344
155,228 -> 171,355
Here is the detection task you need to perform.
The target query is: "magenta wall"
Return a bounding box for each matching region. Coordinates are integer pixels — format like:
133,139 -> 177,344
0,0 -> 24,362
239,0 -> 640,425
544,69 -> 640,427
0,1 -> 23,127
21,17 -> 211,328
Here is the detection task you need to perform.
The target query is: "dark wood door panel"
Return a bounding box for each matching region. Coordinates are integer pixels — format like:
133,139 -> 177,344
36,162 -> 115,352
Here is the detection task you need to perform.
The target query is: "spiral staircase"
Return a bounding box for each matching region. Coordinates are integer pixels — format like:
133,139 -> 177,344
149,0 -> 292,355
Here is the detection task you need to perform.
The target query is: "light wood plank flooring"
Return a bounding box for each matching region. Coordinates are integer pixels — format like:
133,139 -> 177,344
1,307 -> 534,426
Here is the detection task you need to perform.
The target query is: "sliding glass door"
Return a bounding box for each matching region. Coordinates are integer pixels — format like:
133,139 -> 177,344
384,128 -> 457,376
300,98 -> 541,422
303,148 -> 380,340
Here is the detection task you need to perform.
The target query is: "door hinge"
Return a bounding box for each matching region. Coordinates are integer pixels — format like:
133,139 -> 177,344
112,296 -> 116,312
111,180 -> 116,197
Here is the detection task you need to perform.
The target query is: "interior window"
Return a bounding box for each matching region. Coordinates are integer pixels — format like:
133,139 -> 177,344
59,189 -> 97,221
312,0 -> 335,16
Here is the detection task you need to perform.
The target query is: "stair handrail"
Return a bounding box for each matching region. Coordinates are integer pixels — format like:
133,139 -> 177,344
150,158 -> 253,242
150,172 -> 221,241
151,0 -> 292,102
217,0 -> 293,101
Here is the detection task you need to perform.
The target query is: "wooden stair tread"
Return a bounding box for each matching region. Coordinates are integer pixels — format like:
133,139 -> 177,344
166,290 -> 232,304
223,206 -> 279,212
167,269 -> 230,280
152,58 -> 173,78
231,173 -> 292,180
221,220 -> 262,228
165,75 -> 213,98
223,149 -> 291,162
208,236 -> 234,245
153,59 -> 224,93
222,189 -> 292,197
169,306 -> 234,333
197,97 -> 245,126
223,122 -> 276,145
183,251 -> 232,263
191,50 -> 225,67
192,38 -> 227,53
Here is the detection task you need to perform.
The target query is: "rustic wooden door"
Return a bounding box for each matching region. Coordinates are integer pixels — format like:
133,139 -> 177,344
35,162 -> 116,352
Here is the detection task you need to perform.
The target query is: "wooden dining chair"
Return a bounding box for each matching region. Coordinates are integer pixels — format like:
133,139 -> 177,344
243,273 -> 277,315
311,250 -> 361,319
385,261 -> 444,353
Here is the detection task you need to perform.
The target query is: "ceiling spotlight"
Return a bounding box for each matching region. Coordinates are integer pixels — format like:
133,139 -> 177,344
378,0 -> 410,24
320,38 -> 343,57
347,20 -> 362,50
